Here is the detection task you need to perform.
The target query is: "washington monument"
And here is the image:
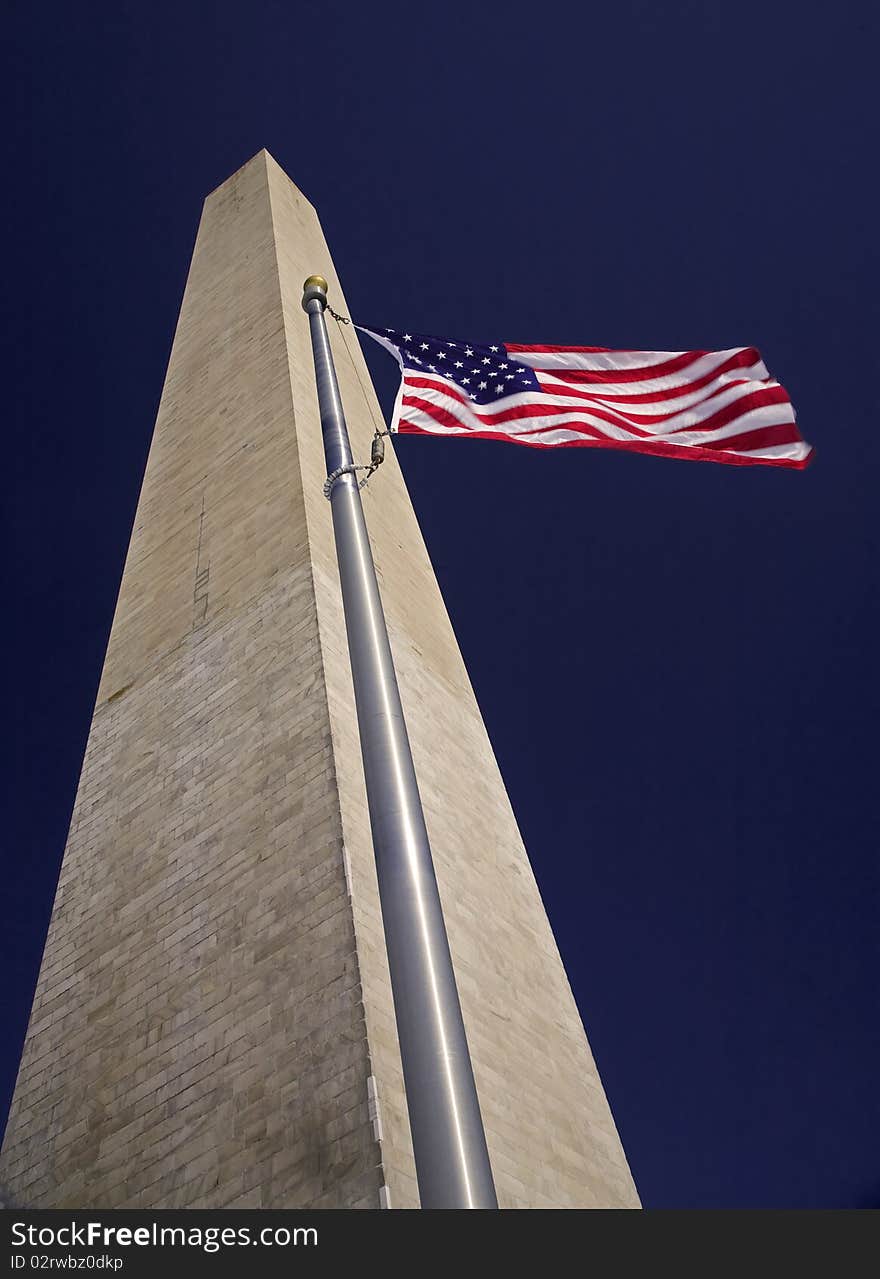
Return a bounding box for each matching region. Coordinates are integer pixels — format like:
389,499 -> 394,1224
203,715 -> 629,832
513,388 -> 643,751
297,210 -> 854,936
0,152 -> 639,1209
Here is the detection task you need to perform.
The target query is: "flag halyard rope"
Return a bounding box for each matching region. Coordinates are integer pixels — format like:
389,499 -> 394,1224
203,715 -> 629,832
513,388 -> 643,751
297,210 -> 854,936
322,304 -> 393,497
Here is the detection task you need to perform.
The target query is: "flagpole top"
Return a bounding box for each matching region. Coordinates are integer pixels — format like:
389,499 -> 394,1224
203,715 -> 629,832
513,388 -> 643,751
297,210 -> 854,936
302,275 -> 329,311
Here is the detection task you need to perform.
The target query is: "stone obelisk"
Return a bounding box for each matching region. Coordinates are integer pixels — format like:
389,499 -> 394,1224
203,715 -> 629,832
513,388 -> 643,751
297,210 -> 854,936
0,151 -> 639,1209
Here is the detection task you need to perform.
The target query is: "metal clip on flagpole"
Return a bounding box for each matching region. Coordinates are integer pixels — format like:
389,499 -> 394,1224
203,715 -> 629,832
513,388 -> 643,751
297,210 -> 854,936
302,275 -> 498,1210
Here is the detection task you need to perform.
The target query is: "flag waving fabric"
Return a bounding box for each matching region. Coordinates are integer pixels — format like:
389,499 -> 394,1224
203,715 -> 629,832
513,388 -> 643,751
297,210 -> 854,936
358,325 -> 812,468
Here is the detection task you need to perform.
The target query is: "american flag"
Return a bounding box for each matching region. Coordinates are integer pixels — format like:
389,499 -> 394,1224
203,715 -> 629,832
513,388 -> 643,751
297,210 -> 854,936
357,325 -> 812,468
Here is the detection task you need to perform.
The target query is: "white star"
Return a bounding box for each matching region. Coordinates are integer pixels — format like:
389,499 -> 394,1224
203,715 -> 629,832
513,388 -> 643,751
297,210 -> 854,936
479,381 -> 488,389
428,364 -> 437,371
403,333 -> 412,342
411,355 -> 422,364
495,383 -> 504,393
420,342 -> 429,350
437,351 -> 447,359
464,347 -> 474,356
471,367 -> 481,374
462,377 -> 470,384
481,357 -> 491,364
454,360 -> 464,368
498,363 -> 508,370
490,345 -> 499,352
446,341 -> 456,346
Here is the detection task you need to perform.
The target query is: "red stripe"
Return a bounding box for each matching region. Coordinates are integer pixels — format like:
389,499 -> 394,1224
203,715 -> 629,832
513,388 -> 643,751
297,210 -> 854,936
401,392 -> 609,440
690,421 -> 803,454
506,343 -> 715,356
401,379 -> 792,439
490,417 -> 802,453
537,372 -> 758,408
531,347 -> 760,386
396,419 -> 813,468
538,353 -> 767,401
404,373 -> 482,408
506,343 -> 619,353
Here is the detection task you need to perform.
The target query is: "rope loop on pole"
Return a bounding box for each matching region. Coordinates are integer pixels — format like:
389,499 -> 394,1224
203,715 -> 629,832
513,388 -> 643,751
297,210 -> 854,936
323,463 -> 369,499
328,305 -> 351,325
323,429 -> 390,499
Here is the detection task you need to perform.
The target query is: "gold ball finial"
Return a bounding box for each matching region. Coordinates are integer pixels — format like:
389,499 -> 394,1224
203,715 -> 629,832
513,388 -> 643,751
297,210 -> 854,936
302,275 -> 329,312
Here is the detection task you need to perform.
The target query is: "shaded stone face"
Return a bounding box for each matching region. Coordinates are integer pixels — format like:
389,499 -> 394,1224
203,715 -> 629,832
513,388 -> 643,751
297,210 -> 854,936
0,152 -> 639,1209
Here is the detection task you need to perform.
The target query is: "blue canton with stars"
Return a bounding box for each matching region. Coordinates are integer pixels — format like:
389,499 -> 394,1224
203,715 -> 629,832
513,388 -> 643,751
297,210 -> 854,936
379,328 -> 540,405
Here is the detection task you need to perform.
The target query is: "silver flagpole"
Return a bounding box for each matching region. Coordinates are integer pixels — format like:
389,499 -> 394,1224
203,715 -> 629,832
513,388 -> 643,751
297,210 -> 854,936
301,276 -> 497,1210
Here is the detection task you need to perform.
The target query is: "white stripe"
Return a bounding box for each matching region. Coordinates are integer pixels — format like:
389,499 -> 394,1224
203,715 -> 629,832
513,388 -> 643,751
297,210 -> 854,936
512,346 -> 767,382
389,375 -> 407,435
512,426 -> 614,446
727,441 -> 812,461
402,375 -> 794,441
537,370 -> 777,414
508,347 -> 688,370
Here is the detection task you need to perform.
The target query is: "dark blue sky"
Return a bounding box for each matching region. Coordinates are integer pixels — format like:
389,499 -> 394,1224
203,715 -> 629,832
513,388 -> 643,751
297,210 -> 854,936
3,3 -> 877,1208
